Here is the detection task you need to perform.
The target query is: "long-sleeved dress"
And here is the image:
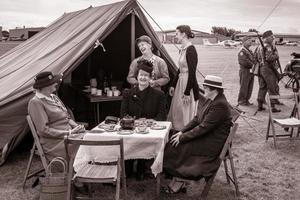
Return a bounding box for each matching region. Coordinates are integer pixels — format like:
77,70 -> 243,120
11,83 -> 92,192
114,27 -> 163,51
120,86 -> 167,121
28,92 -> 74,161
167,43 -> 200,131
164,93 -> 232,180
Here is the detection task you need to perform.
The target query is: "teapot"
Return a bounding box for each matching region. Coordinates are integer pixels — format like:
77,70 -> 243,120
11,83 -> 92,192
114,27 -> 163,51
120,115 -> 135,130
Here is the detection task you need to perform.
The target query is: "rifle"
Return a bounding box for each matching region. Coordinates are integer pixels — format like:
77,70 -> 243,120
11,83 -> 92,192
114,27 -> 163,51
255,31 -> 282,80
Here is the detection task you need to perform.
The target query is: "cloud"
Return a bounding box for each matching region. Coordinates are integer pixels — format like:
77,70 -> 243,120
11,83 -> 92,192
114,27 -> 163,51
0,0 -> 299,33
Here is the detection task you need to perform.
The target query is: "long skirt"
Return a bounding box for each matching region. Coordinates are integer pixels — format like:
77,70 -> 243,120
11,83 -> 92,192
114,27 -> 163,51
163,142 -> 221,180
167,73 -> 198,131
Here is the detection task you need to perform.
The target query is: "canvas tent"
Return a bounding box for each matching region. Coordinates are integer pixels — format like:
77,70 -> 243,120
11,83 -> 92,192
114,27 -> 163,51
0,0 -> 177,164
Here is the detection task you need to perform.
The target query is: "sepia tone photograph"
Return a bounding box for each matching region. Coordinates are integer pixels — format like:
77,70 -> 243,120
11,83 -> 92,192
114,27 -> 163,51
0,0 -> 299,199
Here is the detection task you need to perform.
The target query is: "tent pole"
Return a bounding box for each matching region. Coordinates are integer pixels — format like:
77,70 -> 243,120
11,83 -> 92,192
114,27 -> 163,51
131,12 -> 135,61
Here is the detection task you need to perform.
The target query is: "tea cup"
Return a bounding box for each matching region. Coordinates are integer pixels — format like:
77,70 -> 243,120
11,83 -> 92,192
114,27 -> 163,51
96,89 -> 102,96
91,88 -> 97,95
113,90 -> 120,96
107,90 -> 113,97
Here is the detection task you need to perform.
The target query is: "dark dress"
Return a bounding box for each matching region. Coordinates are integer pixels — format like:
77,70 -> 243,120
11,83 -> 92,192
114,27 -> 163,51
163,93 -> 232,180
120,86 -> 167,121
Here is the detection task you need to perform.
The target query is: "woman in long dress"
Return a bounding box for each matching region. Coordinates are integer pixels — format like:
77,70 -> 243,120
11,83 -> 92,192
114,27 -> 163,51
168,25 -> 200,131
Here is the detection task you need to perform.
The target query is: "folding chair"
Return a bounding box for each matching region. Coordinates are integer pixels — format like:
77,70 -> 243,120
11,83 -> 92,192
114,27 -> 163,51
200,123 -> 240,200
64,137 -> 127,200
22,115 -> 48,189
266,92 -> 300,148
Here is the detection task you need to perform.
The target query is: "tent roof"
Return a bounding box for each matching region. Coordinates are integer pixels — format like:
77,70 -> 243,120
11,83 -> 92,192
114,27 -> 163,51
0,0 -> 177,164
0,0 -> 176,107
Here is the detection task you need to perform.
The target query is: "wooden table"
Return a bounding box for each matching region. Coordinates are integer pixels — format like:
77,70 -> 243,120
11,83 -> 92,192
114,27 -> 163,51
87,94 -> 123,123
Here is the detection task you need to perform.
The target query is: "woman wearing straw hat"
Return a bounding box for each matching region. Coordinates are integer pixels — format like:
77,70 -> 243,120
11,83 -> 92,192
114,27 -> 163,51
163,75 -> 232,194
28,71 -> 85,162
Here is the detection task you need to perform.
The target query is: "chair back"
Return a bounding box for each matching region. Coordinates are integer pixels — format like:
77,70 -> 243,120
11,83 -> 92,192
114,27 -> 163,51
219,123 -> 238,160
26,115 -> 49,173
230,105 -> 242,123
64,137 -> 125,167
266,92 -> 300,120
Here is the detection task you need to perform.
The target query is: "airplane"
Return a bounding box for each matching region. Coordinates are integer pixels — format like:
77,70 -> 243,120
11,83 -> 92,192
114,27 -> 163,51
202,39 -> 223,46
203,39 -> 241,48
220,40 -> 242,47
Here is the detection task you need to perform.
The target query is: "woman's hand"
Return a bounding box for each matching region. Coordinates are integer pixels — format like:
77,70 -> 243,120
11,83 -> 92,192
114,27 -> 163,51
169,87 -> 175,96
182,95 -> 190,105
71,125 -> 85,134
170,131 -> 183,147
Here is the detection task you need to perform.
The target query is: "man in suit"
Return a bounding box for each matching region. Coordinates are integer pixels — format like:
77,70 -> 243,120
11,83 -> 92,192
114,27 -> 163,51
163,75 -> 232,193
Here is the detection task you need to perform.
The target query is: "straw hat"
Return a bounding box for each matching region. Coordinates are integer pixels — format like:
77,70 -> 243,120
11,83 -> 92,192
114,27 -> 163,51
202,75 -> 225,89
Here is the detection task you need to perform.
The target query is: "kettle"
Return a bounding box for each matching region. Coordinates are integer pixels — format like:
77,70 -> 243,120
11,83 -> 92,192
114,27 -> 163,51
120,115 -> 135,130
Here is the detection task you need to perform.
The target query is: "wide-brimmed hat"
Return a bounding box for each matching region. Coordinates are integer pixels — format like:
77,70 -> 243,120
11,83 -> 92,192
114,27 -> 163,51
33,71 -> 62,89
136,35 -> 152,46
202,75 -> 225,89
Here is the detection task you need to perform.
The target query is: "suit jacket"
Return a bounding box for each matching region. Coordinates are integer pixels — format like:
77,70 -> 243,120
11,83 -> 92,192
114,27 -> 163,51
179,93 -> 232,157
120,86 -> 167,121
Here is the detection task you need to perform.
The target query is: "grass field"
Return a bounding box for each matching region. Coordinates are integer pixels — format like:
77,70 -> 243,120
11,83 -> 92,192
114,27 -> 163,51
0,43 -> 300,200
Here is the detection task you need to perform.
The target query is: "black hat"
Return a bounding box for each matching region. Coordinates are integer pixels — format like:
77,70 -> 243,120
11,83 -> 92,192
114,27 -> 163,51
33,71 -> 62,89
262,30 -> 273,39
136,35 -> 152,46
137,59 -> 153,74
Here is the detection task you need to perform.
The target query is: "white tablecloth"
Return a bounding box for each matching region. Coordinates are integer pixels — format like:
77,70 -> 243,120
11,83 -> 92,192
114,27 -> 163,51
73,121 -> 171,177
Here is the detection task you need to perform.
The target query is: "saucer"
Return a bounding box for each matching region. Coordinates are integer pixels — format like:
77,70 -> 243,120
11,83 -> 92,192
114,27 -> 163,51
117,130 -> 133,135
150,125 -> 167,130
135,129 -> 149,134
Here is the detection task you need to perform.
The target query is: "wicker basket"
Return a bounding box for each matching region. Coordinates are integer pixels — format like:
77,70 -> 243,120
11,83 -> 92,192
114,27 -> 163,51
39,157 -> 68,200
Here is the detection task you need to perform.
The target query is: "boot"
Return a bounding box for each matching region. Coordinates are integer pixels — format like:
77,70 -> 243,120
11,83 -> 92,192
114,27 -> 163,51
271,103 -> 281,113
272,107 -> 281,113
257,101 -> 265,111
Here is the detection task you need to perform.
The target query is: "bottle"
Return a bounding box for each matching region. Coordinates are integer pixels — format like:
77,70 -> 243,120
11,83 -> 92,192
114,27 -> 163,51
108,73 -> 112,88
103,76 -> 108,93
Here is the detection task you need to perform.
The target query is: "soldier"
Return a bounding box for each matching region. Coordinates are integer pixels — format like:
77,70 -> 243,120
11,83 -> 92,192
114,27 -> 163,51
256,30 -> 281,112
237,36 -> 256,106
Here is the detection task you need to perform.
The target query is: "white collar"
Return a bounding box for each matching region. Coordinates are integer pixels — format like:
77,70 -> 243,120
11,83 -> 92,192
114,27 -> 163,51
35,91 -> 56,102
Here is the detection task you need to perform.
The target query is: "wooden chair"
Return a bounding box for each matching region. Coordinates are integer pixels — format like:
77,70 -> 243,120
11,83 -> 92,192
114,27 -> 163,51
266,92 -> 300,148
22,115 -> 48,189
200,123 -> 240,200
64,137 -> 127,200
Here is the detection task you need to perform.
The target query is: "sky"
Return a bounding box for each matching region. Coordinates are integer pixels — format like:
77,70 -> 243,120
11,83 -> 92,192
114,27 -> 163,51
0,0 -> 299,34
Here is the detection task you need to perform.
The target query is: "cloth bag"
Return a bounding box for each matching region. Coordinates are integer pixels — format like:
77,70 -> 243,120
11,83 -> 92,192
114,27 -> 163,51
39,157 -> 68,200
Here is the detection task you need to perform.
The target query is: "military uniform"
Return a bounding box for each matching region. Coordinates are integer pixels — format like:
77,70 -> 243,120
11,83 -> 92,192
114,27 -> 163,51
256,43 -> 281,109
237,46 -> 255,105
